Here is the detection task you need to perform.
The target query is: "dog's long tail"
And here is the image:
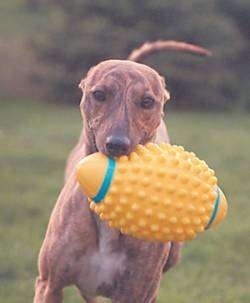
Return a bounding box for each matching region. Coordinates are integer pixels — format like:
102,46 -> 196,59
127,40 -> 212,62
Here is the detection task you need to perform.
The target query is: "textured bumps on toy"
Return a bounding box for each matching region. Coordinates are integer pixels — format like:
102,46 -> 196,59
76,143 -> 228,242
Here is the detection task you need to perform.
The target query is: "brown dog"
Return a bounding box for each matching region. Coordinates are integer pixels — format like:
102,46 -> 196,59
34,41 -> 210,303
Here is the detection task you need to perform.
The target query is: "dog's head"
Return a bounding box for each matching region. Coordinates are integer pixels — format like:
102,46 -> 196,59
79,59 -> 169,157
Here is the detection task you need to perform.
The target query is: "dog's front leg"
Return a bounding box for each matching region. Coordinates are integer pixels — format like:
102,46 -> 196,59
111,295 -> 158,303
34,277 -> 63,303
34,175 -> 99,303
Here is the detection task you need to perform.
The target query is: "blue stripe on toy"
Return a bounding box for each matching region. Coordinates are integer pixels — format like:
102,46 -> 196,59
92,157 -> 116,203
205,187 -> 220,229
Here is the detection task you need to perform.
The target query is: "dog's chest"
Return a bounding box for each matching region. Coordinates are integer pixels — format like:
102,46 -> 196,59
78,222 -> 127,297
90,244 -> 126,294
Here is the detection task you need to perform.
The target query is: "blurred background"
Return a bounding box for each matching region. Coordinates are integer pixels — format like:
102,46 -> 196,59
0,1 -> 249,302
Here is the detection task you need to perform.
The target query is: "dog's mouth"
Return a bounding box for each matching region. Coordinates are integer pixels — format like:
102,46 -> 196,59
98,141 -> 152,159
92,137 -> 99,153
93,130 -> 154,158
98,145 -> 132,159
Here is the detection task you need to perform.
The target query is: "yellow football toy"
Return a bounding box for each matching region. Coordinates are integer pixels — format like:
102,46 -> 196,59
76,143 -> 228,242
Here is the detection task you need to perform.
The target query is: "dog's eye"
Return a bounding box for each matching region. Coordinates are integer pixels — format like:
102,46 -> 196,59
92,90 -> 106,102
140,97 -> 155,109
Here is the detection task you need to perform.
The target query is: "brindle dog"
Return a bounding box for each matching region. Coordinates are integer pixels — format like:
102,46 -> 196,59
34,41 -> 211,303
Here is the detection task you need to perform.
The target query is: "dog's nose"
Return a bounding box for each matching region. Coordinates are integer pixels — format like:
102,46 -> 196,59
106,136 -> 131,157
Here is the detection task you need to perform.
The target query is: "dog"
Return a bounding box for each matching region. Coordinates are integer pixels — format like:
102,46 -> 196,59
34,40 -> 211,303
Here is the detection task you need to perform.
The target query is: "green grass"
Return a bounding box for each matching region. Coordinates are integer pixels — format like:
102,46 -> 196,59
0,99 -> 249,303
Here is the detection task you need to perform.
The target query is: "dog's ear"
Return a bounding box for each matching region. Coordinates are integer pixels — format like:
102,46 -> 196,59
79,78 -> 87,108
160,76 -> 170,103
79,65 -> 96,92
164,88 -> 170,102
79,78 -> 86,91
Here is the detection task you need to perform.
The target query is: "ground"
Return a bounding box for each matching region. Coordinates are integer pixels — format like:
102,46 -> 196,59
0,99 -> 249,302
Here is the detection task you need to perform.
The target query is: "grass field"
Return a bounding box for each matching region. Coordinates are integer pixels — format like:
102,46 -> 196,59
0,99 -> 249,303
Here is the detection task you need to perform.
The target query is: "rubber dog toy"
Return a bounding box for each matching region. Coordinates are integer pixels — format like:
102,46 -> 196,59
76,143 -> 228,242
